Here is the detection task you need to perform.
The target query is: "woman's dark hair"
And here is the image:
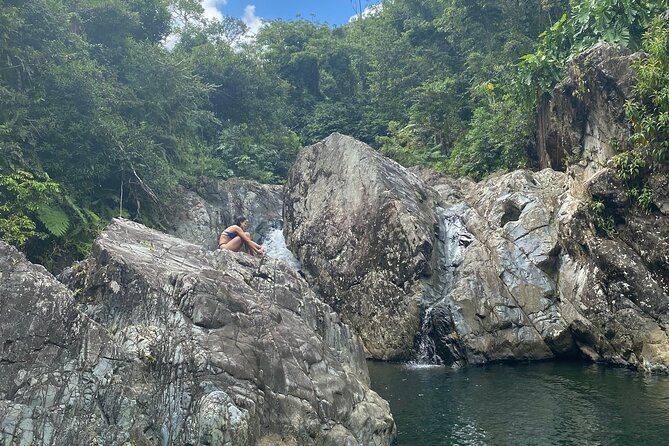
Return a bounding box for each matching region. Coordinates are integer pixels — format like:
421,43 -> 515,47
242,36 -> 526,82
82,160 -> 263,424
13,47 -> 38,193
234,215 -> 247,226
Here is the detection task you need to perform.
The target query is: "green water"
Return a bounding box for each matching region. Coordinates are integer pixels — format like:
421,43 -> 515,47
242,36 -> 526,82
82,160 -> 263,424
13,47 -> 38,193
367,361 -> 669,446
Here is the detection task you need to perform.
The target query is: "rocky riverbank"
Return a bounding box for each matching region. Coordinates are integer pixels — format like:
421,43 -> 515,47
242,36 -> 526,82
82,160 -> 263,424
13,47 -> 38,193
0,219 -> 395,445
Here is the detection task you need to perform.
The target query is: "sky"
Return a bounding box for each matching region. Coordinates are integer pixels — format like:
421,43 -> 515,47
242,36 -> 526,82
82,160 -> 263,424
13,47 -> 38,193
199,0 -> 380,35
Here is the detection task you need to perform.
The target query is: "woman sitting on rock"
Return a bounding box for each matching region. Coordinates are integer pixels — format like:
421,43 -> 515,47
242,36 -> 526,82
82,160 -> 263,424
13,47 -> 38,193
218,215 -> 265,256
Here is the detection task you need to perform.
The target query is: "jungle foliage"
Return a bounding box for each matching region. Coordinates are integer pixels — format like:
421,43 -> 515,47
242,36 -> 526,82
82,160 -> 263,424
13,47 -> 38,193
1,0 -> 667,267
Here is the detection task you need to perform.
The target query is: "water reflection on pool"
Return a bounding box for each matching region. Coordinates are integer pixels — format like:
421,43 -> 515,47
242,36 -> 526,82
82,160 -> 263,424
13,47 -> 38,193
368,361 -> 669,445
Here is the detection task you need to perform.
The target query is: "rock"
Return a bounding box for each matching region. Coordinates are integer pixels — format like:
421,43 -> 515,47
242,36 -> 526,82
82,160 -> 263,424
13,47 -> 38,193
284,133 -> 437,360
585,168 -> 629,210
170,178 -> 283,250
280,129 -> 669,372
418,166 -> 669,371
280,128 -> 669,372
418,170 -> 567,364
536,42 -> 642,181
649,171 -> 669,216
0,219 -> 395,445
0,241 -> 133,445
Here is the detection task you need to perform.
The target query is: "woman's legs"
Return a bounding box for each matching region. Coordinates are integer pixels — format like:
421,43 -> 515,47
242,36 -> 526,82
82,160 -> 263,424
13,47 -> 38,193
220,232 -> 258,254
220,236 -> 244,252
243,232 -> 255,255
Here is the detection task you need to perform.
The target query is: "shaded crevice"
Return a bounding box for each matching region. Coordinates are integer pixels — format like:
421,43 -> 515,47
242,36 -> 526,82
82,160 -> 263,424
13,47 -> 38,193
500,203 -> 522,227
536,245 -> 562,282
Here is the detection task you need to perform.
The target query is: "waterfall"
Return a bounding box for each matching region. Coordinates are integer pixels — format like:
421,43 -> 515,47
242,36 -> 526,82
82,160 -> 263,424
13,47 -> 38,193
261,222 -> 302,272
409,307 -> 442,367
413,205 -> 473,366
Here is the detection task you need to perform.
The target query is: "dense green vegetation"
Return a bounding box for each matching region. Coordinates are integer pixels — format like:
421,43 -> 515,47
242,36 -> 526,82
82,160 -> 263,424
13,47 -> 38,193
1,0 -> 667,267
626,15 -> 669,164
617,14 -> 669,214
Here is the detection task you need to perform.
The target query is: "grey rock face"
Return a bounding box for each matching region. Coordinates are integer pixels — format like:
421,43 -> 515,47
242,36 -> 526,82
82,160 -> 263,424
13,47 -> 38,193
0,242 -> 132,445
171,178 -> 283,250
0,219 -> 395,445
419,170 -> 566,365
284,133 -> 437,360
536,42 -> 641,181
282,129 -> 669,372
419,167 -> 669,371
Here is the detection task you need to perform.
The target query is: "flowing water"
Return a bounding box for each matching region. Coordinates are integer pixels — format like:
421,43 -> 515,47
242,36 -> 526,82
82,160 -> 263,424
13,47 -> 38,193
368,361 -> 669,446
414,205 -> 474,365
262,226 -> 302,271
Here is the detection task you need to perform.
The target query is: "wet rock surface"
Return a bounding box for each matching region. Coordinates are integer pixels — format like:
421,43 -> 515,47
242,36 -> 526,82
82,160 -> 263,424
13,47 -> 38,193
0,219 -> 395,445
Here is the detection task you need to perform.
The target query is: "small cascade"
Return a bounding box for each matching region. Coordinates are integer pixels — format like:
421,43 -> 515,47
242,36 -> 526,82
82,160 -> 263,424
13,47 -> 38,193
409,307 -> 442,367
413,205 -> 474,366
261,222 -> 302,272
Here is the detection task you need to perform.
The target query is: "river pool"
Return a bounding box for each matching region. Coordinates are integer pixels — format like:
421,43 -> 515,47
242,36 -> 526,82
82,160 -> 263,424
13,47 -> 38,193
367,361 -> 669,446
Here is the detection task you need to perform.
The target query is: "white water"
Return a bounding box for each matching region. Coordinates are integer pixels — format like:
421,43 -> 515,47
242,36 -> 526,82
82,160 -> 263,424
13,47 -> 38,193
262,227 -> 302,272
432,205 -> 473,301
409,305 -> 445,367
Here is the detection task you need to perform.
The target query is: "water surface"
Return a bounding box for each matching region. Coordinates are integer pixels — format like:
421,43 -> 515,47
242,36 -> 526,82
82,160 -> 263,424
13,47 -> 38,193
368,361 -> 669,445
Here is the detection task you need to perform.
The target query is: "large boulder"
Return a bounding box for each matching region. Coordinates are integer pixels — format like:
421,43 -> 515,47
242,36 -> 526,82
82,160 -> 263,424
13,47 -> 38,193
536,42 -> 642,181
0,219 -> 395,445
284,133 -> 437,360
171,178 -> 283,250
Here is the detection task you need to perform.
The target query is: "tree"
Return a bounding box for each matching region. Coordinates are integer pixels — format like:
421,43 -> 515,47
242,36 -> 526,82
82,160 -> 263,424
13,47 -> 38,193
169,0 -> 204,28
626,14 -> 669,164
0,0 -> 218,266
519,0 -> 667,102
0,170 -> 61,249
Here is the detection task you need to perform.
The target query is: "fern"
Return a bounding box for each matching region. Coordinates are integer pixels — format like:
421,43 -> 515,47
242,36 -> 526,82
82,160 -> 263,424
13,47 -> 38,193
84,208 -> 102,225
63,194 -> 87,223
36,204 -> 70,237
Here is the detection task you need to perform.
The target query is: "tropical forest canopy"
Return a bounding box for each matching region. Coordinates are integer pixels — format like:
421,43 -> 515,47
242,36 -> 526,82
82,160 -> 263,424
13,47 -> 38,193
1,0 -> 668,268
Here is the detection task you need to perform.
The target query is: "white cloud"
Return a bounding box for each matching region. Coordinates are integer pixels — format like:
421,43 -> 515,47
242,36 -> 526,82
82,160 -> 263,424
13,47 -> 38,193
242,5 -> 264,38
164,0 -> 265,49
348,2 -> 382,22
163,32 -> 179,50
232,4 -> 265,46
202,0 -> 227,21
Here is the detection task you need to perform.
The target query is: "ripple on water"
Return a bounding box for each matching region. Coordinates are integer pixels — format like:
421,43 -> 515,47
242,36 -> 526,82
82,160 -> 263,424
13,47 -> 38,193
404,361 -> 445,370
